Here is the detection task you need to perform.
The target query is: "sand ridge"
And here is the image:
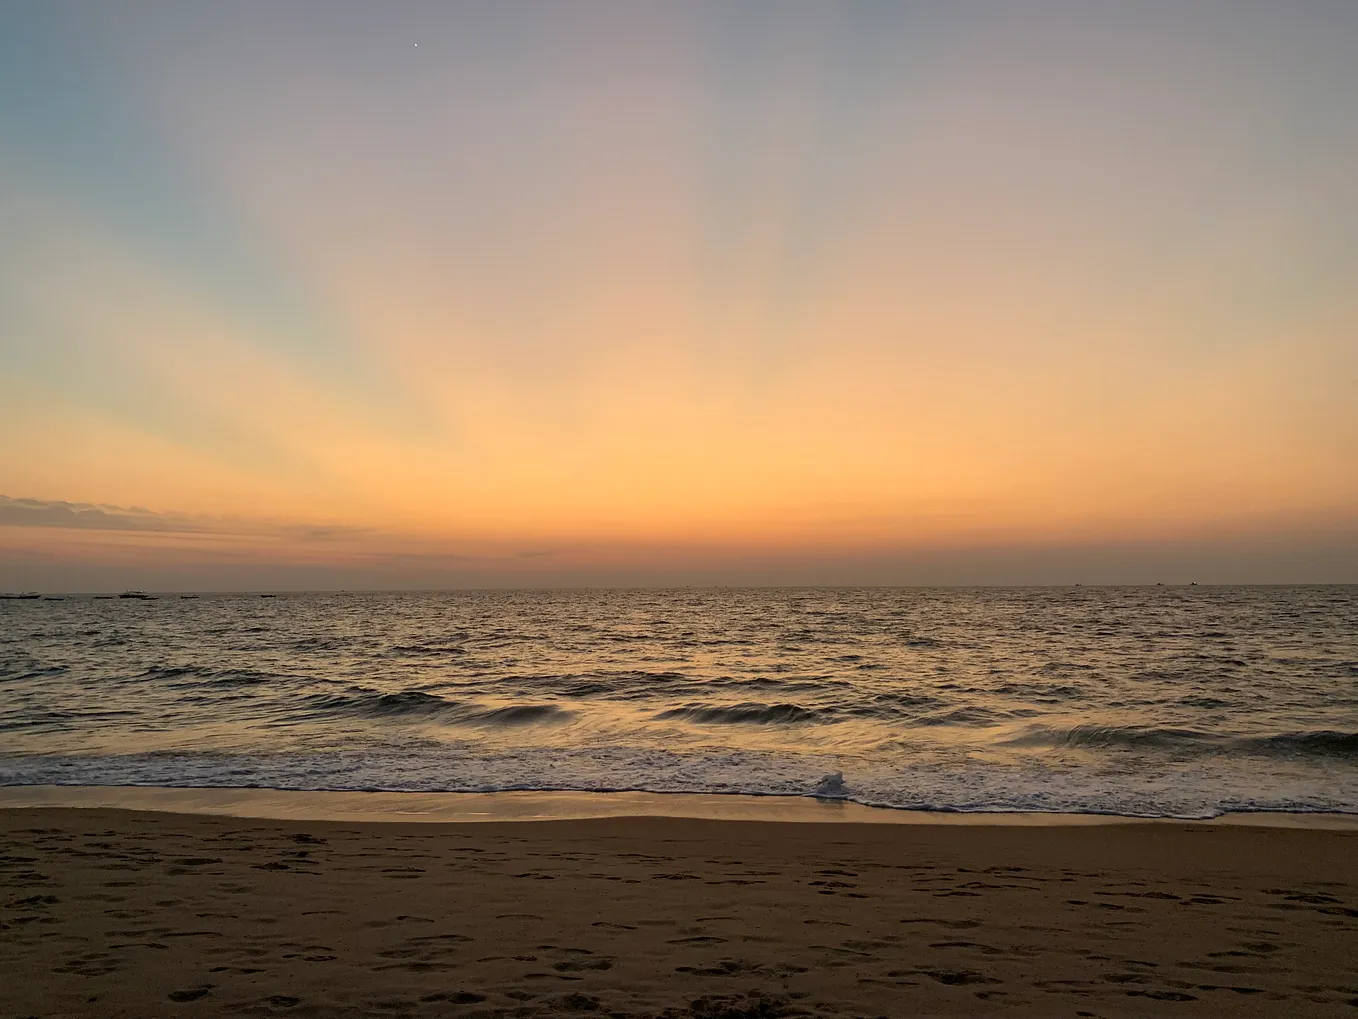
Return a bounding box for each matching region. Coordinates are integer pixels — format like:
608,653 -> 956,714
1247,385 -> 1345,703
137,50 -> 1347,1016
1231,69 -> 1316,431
2,809 -> 1356,1017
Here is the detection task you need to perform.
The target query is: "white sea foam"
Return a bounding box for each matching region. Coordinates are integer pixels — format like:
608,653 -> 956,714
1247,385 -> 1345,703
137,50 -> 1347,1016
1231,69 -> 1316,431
3,744 -> 1355,819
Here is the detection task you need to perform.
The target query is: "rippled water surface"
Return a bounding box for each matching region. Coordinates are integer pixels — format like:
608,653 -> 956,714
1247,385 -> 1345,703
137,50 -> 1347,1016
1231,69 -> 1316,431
2,587 -> 1355,817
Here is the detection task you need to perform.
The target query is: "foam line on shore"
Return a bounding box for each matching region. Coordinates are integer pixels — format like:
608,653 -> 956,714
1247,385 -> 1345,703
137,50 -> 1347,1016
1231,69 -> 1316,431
3,785 -> 1356,828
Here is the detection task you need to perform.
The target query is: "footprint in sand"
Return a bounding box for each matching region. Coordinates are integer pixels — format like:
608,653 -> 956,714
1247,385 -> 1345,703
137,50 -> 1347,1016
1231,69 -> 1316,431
420,991 -> 485,1004
554,958 -> 613,972
168,985 -> 213,1002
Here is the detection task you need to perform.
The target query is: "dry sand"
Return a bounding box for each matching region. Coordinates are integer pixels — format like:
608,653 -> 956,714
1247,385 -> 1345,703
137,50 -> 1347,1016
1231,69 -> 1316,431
2,808 -> 1355,1018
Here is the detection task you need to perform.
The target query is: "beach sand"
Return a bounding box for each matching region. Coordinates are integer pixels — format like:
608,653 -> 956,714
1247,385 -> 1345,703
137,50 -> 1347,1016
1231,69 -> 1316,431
2,808 -> 1355,1017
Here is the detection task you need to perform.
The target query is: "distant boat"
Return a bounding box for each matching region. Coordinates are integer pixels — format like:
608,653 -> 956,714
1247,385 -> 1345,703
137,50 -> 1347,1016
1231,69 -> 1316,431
260,593 -> 278,598
93,595 -> 115,600
179,594 -> 200,600
118,591 -> 155,600
42,596 -> 66,601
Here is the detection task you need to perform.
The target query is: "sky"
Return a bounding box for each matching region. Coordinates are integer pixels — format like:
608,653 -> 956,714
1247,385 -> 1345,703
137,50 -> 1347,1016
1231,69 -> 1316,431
2,0 -> 1357,590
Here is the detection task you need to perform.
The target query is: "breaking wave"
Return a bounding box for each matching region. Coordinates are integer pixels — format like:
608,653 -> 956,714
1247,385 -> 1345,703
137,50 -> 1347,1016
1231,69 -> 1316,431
1002,724 -> 1358,759
654,702 -> 823,725
298,690 -> 572,726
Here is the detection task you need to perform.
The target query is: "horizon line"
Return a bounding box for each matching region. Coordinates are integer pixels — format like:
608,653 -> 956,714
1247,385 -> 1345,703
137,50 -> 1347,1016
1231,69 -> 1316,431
6,582 -> 1357,598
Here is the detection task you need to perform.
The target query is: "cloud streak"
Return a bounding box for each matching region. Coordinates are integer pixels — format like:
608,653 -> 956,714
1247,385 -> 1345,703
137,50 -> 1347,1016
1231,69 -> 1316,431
0,496 -> 368,543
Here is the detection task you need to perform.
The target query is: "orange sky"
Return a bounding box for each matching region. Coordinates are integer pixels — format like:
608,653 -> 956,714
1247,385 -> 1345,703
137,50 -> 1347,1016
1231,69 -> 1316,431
2,2 -> 1356,588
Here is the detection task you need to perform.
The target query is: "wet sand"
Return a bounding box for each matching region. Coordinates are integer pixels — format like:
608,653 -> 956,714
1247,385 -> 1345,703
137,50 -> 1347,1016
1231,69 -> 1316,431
2,807 -> 1356,1017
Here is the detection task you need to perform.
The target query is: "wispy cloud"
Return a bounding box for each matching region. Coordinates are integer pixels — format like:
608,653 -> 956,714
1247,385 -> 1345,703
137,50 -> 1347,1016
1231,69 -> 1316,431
0,495 -> 368,543
0,496 -> 203,533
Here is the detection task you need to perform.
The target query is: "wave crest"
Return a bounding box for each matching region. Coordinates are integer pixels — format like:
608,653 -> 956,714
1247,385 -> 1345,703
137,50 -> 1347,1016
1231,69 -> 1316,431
654,702 -> 822,725
1001,724 -> 1358,759
300,690 -> 572,726
1242,730 -> 1358,759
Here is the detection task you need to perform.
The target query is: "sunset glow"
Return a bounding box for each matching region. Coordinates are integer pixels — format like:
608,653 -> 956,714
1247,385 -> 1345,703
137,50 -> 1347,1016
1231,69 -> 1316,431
3,1 -> 1356,588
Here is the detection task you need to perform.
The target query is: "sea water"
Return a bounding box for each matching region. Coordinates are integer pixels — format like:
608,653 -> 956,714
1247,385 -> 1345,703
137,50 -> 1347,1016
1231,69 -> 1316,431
2,587 -> 1355,819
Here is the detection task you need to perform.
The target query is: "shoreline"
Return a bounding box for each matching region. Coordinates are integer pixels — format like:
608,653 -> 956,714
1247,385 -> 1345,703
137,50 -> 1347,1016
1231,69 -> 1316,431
3,783 -> 1355,828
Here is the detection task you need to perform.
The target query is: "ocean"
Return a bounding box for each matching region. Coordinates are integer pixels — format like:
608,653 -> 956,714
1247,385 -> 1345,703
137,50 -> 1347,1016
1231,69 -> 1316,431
2,587 -> 1355,819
